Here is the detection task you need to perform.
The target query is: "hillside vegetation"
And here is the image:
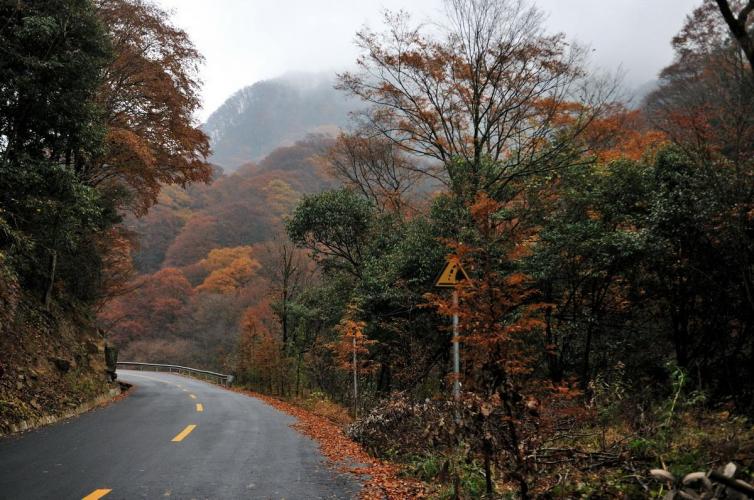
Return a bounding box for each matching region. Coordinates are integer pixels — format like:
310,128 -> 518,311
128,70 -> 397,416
104,1 -> 754,497
3,0 -> 753,497
101,137 -> 336,366
0,0 -> 210,431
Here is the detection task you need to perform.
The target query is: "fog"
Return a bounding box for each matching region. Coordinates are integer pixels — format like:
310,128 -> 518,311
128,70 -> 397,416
155,0 -> 700,121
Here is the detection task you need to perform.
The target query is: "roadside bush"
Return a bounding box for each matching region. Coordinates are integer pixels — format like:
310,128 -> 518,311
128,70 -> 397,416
347,392 -> 453,458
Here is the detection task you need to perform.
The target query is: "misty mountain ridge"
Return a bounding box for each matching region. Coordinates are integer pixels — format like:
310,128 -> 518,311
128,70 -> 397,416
203,73 -> 357,171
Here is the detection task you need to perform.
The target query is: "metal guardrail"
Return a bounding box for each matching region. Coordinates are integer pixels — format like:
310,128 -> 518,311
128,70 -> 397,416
116,362 -> 233,387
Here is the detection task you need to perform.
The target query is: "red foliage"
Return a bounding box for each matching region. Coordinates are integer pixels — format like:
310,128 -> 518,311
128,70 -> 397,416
99,268 -> 193,345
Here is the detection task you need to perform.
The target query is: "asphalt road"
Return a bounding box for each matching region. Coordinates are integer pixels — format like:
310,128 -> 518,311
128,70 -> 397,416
0,370 -> 361,499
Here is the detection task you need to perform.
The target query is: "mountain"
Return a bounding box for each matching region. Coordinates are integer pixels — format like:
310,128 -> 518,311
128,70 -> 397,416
203,73 -> 356,171
127,136 -> 336,274
107,136 -> 338,367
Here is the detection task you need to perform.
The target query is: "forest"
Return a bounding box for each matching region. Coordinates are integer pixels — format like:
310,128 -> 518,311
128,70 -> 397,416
2,0 -> 754,497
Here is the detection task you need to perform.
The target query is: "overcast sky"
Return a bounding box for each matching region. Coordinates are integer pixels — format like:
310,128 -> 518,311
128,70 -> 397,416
154,0 -> 701,122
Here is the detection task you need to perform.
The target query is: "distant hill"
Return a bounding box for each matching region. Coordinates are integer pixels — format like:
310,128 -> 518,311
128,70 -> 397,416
128,136 -> 337,274
203,73 -> 356,171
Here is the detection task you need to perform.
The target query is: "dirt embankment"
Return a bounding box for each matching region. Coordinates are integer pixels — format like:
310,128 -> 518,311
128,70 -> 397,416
0,299 -> 119,435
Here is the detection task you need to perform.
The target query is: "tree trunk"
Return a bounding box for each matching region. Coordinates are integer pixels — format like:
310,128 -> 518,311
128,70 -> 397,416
44,250 -> 57,310
295,352 -> 303,397
352,336 -> 358,415
581,321 -> 594,390
671,306 -> 690,368
715,0 -> 754,74
483,439 -> 494,498
544,305 -> 562,383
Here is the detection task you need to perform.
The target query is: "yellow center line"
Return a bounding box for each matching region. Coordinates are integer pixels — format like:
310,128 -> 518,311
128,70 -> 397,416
189,394 -> 197,399
171,424 -> 197,442
82,489 -> 111,500
196,403 -> 204,412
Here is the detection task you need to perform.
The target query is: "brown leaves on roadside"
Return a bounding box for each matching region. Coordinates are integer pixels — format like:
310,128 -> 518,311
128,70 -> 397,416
231,388 -> 426,499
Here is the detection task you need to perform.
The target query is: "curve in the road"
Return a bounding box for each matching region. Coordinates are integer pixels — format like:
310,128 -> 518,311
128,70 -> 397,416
0,370 -> 361,499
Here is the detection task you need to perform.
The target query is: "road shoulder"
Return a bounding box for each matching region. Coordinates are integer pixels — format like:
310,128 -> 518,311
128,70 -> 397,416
229,388 -> 428,499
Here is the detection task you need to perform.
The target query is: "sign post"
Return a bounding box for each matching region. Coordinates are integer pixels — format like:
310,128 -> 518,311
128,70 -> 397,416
435,256 -> 469,400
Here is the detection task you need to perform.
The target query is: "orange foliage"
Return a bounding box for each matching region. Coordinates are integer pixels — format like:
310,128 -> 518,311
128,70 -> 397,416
195,255 -> 261,294
236,301 -> 289,392
163,215 -> 222,267
180,246 -> 257,286
99,267 -> 193,344
95,226 -> 136,308
262,179 -> 300,217
328,306 -> 377,375
431,196 -> 545,386
425,193 -> 580,495
93,0 -> 211,214
338,6 -> 604,189
583,108 -> 666,162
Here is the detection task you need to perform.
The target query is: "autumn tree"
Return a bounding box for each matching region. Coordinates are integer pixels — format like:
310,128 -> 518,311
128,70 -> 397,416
236,300 -> 288,393
100,267 -> 194,344
338,0 -> 615,198
328,304 -> 376,410
581,107 -> 666,163
190,246 -> 256,284
195,253 -> 260,295
94,226 -> 137,309
426,193 -> 550,498
646,1 -> 754,164
91,0 -> 212,215
645,1 -> 754,403
163,214 -> 223,267
260,239 -> 310,351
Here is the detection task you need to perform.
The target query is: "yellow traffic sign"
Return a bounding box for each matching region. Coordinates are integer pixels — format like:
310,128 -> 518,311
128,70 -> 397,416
434,257 -> 469,287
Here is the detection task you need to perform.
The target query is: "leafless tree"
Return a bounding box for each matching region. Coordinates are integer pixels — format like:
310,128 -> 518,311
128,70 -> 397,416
319,131 -> 421,215
264,237 -> 308,350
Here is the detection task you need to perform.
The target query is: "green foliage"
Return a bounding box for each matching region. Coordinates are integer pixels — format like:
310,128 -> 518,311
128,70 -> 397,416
286,188 -> 374,276
0,0 -> 110,160
0,0 -> 115,307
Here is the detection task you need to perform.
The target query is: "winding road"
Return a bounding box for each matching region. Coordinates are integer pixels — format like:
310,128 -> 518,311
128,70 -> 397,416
0,370 -> 361,499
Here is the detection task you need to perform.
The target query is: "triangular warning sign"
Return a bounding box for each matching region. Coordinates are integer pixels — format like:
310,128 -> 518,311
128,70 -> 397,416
434,257 -> 469,288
